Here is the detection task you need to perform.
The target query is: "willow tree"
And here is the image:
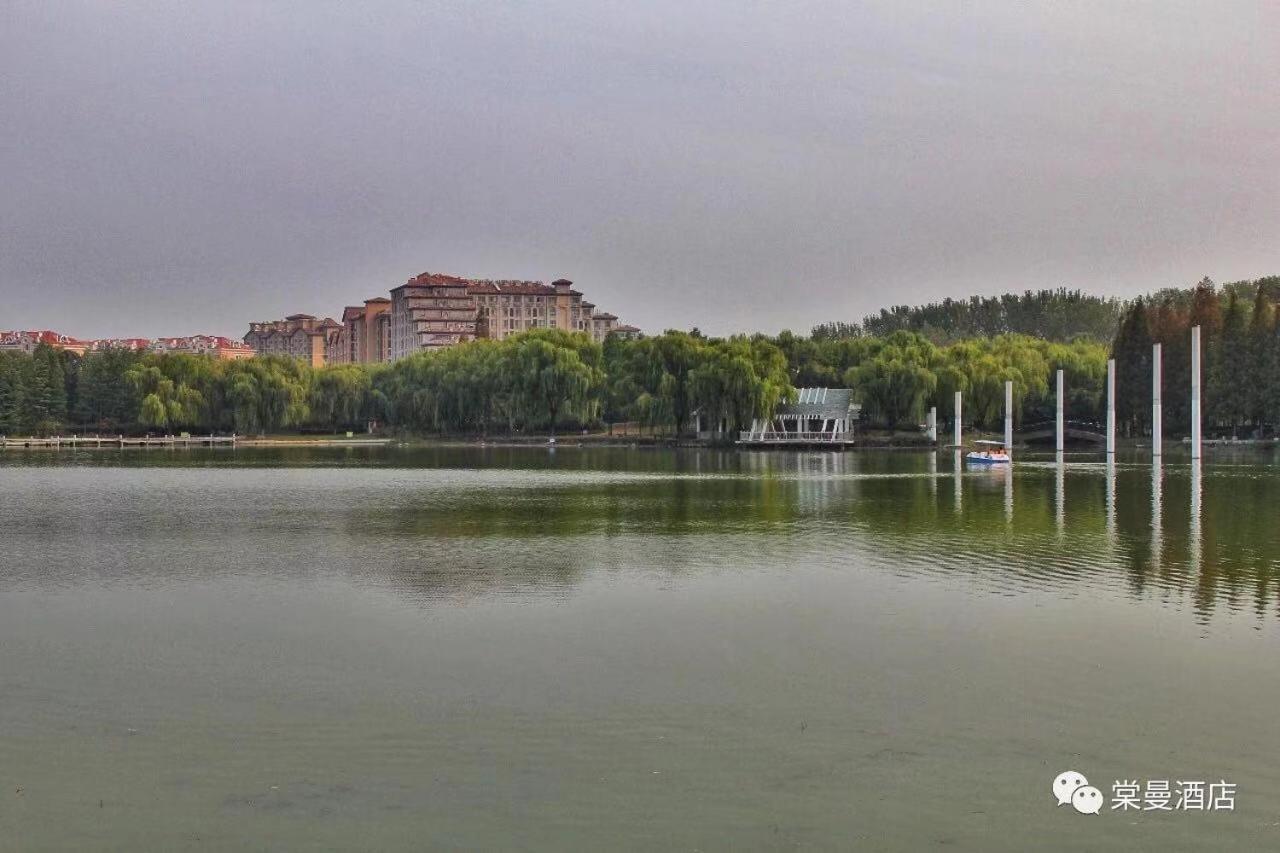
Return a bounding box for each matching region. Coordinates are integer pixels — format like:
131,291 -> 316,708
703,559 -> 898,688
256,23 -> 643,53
845,332 -> 938,428
689,336 -> 792,433
139,393 -> 169,429
513,334 -> 603,437
311,364 -> 374,431
635,331 -> 705,436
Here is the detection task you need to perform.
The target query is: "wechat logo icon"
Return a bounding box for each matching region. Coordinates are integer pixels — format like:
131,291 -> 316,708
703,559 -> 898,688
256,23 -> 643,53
1053,770 -> 1102,815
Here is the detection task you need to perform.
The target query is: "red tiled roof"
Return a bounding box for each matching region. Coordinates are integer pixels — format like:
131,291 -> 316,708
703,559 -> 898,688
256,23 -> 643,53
467,280 -> 556,296
402,271 -> 473,287
392,271 -> 586,299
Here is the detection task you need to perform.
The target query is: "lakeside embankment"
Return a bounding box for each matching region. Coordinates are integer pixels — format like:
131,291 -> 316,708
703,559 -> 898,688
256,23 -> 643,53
9,430 -> 1268,452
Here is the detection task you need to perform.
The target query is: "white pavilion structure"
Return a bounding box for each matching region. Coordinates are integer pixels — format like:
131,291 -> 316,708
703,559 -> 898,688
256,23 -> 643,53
738,387 -> 860,445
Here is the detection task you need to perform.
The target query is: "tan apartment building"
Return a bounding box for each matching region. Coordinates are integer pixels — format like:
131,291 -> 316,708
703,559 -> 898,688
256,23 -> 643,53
584,310 -> 641,343
244,314 -> 336,366
468,278 -> 592,341
326,298 -> 391,364
389,273 -> 478,359
254,270 -> 637,365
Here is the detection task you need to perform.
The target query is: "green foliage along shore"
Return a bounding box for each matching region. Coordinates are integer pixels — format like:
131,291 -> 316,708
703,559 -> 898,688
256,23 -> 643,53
0,329 -> 793,438
1111,276 -> 1280,438
818,287 -> 1124,344
2,276 -> 1276,439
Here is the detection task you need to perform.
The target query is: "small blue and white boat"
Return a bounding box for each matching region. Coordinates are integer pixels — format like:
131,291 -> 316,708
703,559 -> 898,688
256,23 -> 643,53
965,439 -> 1011,464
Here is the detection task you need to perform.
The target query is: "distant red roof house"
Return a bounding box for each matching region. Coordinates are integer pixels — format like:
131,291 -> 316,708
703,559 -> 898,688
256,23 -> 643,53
81,335 -> 254,359
150,335 -> 255,360
1,330 -> 254,359
0,330 -> 89,355
87,338 -> 153,352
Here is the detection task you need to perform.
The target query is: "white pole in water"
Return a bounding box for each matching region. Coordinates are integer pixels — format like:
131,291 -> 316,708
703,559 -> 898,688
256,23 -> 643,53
1106,358 -> 1116,455
1055,369 -> 1064,452
928,406 -> 937,443
954,392 -> 962,448
1152,342 -> 1162,457
1191,325 -> 1202,460
1004,380 -> 1013,457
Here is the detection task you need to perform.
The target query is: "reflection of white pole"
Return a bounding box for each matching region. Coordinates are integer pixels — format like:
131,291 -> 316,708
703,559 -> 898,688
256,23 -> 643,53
928,444 -> 937,495
1106,358 -> 1116,455
953,449 -> 963,514
1055,369 -> 1065,452
1152,343 -> 1162,457
1190,325 -> 1201,460
1105,456 -> 1116,545
1004,463 -> 1013,524
1151,460 -> 1162,571
954,392 -> 962,448
1190,458 -> 1202,574
1055,450 -> 1065,537
1004,380 -> 1013,459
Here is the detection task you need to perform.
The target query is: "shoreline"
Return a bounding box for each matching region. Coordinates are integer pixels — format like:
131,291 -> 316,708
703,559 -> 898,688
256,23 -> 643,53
4,432 -> 1273,452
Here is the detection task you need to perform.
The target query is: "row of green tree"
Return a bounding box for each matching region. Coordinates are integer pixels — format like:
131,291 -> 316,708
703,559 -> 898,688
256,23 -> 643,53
1112,276 -> 1280,438
3,275 -> 1275,438
0,329 -> 793,438
0,325 -> 1107,437
775,329 -> 1108,429
816,287 -> 1123,343
0,346 -> 316,436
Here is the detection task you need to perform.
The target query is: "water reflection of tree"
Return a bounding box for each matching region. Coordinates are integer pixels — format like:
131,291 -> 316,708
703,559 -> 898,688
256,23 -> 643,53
25,447 -> 1267,624
337,454 -> 1280,622
848,459 -> 1280,626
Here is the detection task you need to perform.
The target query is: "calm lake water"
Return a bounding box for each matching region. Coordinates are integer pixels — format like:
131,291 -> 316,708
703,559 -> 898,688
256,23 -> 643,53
3,445 -> 1280,851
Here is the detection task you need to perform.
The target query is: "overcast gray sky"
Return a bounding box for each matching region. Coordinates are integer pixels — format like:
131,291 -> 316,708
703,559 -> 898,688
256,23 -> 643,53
2,1 -> 1277,339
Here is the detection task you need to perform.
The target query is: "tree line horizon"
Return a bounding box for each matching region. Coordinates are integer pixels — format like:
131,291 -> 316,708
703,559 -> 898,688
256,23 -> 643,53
1,276 -> 1277,439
